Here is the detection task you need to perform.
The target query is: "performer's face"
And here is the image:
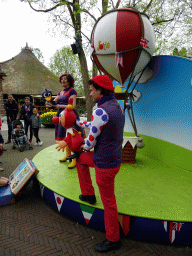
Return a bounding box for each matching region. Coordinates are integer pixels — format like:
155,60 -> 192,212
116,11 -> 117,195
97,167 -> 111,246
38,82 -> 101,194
61,76 -> 69,88
89,84 -> 102,103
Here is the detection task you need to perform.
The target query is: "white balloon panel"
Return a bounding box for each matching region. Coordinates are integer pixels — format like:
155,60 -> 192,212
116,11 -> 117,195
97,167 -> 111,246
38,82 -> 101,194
131,51 -> 151,78
94,12 -> 117,55
142,15 -> 156,56
130,14 -> 156,79
96,55 -> 121,83
93,11 -> 122,83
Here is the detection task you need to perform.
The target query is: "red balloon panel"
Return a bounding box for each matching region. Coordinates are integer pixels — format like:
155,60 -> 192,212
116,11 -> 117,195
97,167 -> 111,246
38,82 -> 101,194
116,11 -> 142,84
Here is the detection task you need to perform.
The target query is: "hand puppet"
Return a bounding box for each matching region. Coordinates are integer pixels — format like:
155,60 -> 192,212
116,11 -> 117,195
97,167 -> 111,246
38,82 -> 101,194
42,89 -> 55,108
53,98 -> 85,169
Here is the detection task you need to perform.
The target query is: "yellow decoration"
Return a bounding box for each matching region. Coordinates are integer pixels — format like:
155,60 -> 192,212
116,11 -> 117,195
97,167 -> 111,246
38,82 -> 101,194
71,133 -> 75,136
67,104 -> 73,110
114,85 -> 122,93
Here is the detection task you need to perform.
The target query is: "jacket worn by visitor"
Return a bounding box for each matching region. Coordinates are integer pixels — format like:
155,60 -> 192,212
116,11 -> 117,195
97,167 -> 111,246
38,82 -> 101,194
18,102 -> 35,122
4,99 -> 18,122
31,115 -> 41,129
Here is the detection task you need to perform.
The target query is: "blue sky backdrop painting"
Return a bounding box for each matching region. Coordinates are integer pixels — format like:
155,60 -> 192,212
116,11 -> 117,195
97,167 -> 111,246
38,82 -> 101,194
114,55 -> 192,151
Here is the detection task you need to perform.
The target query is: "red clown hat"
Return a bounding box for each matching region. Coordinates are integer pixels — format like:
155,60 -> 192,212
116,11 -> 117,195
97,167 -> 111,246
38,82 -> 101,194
64,108 -> 76,129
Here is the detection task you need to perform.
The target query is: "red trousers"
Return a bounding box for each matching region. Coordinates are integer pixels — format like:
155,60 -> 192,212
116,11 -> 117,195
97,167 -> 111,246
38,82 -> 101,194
76,151 -> 120,242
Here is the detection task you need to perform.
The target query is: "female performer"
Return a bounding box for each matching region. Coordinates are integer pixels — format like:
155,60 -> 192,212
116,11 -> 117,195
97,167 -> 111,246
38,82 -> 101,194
52,73 -> 79,169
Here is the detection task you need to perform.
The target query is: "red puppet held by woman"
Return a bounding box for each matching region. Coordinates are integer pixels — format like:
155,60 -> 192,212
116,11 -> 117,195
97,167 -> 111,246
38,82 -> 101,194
53,98 -> 85,166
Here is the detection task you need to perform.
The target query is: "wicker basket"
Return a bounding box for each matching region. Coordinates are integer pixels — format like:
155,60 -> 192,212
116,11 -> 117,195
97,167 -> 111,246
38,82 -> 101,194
122,141 -> 137,164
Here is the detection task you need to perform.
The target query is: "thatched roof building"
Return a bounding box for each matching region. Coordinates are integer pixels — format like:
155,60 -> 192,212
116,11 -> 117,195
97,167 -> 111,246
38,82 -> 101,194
0,45 -> 60,95
0,45 -> 62,115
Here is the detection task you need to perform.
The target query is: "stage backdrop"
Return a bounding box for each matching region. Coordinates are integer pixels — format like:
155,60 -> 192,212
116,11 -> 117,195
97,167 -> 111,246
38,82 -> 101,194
114,55 -> 192,152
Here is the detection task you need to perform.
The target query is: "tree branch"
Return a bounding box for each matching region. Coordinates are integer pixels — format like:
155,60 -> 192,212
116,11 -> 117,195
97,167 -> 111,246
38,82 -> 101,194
82,9 -> 97,22
102,0 -> 108,14
110,0 -> 115,9
26,0 -> 61,12
152,18 -> 174,26
66,2 -> 76,28
115,0 -> 121,9
143,0 -> 153,14
58,16 -> 90,41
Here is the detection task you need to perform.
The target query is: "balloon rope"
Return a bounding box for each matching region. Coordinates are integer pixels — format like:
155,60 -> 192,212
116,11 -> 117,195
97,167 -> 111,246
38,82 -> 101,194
93,46 -> 142,56
125,98 -> 138,137
123,61 -> 147,137
130,98 -> 138,136
130,65 -> 147,93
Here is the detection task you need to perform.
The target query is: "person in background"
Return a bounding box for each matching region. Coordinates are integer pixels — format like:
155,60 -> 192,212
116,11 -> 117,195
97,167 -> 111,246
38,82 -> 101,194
14,124 -> 32,150
0,132 -> 4,172
31,108 -> 43,146
4,94 -> 18,144
17,96 -> 35,144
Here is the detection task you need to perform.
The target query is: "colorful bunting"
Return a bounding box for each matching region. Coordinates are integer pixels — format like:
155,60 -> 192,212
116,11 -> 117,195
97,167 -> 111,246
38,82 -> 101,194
80,204 -> 95,225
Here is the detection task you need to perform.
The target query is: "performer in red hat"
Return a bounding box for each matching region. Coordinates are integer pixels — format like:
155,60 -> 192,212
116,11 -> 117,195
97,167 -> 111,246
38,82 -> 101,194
76,75 -> 125,252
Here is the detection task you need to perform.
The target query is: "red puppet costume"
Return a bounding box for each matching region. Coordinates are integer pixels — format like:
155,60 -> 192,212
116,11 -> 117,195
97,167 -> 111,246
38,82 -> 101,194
54,99 -> 85,165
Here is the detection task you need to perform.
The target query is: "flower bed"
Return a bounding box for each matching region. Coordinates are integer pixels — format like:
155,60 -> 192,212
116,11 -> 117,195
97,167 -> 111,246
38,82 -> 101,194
40,111 -> 57,128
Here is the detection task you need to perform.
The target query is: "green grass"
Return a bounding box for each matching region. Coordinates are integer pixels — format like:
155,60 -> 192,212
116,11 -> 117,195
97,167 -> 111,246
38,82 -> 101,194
124,132 -> 192,172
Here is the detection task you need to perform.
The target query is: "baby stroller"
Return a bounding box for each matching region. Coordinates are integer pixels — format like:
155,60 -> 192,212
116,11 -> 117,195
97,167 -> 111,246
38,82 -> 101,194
12,120 -> 33,152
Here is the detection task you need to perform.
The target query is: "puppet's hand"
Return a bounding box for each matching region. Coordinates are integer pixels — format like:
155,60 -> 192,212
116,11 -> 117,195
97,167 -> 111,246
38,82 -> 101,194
56,141 -> 67,152
80,144 -> 87,151
45,102 -> 52,108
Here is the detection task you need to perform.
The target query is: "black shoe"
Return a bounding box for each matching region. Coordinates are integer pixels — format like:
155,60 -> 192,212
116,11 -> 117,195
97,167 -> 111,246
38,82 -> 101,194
3,148 -> 7,151
0,168 -> 4,172
79,194 -> 96,205
5,140 -> 11,144
94,239 -> 121,252
29,145 -> 33,150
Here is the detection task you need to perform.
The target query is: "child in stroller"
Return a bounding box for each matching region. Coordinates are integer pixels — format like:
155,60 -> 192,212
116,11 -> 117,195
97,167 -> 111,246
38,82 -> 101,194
12,120 -> 33,152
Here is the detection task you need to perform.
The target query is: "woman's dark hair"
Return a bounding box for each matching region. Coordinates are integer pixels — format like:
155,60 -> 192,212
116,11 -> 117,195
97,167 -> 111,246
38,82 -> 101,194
88,79 -> 112,96
59,73 -> 74,88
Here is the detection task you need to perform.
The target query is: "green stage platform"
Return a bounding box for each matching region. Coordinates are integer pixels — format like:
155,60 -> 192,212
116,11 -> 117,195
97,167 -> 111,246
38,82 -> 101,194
33,144 -> 192,223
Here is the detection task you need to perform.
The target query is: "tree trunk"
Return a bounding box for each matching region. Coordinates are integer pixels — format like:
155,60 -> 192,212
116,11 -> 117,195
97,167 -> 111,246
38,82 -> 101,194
92,61 -> 98,77
78,49 -> 94,121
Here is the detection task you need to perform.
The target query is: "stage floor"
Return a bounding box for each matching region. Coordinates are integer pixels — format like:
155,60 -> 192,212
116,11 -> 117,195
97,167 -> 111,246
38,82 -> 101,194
33,145 -> 192,223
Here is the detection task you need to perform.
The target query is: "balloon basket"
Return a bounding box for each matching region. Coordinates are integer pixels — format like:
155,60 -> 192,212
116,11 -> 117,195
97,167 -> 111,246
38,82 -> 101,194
114,93 -> 126,100
122,141 -> 137,164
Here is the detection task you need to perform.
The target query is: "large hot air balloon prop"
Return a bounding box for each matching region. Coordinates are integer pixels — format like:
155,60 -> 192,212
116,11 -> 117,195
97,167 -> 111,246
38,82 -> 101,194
91,7 -> 155,85
90,7 -> 155,147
